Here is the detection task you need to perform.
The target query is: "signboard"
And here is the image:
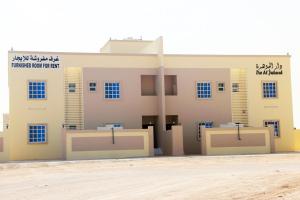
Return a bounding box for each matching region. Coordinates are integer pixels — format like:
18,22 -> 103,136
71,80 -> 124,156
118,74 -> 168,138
256,62 -> 283,75
11,55 -> 60,69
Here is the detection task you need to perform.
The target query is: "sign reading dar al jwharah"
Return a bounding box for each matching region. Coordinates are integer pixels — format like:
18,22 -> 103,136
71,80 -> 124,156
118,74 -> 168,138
256,62 -> 283,75
11,55 -> 60,69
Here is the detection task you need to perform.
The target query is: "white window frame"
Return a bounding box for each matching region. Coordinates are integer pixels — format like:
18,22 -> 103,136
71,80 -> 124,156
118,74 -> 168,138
104,82 -> 120,99
197,82 -> 212,99
262,81 -> 277,98
28,124 -> 47,144
28,80 -> 47,100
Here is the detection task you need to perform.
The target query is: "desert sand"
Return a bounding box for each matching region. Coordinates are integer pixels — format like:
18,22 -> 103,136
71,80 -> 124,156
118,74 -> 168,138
1,153 -> 300,200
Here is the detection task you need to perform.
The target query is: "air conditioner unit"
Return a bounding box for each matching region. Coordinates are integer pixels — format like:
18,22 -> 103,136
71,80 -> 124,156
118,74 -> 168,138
220,122 -> 244,128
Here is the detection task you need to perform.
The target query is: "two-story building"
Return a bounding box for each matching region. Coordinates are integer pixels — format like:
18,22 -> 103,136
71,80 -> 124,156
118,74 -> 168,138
1,37 -> 296,160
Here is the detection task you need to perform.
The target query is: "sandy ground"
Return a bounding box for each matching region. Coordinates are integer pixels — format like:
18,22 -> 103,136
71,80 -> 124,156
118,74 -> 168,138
1,154 -> 300,200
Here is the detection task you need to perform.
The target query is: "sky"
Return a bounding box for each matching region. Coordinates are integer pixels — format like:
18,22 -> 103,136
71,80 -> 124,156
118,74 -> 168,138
0,0 -> 299,127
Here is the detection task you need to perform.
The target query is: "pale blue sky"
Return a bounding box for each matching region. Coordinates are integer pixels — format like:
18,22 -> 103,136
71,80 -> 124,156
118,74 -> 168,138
0,0 -> 299,127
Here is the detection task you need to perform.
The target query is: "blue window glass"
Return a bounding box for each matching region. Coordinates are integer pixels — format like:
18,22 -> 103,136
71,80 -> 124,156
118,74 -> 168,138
104,82 -> 120,99
28,81 -> 46,99
28,124 -> 47,143
197,82 -> 211,99
263,82 -> 277,98
264,121 -> 280,137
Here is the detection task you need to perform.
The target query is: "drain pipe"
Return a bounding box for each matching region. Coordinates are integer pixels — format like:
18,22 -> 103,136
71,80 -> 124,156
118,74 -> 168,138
111,127 -> 115,144
236,122 -> 241,140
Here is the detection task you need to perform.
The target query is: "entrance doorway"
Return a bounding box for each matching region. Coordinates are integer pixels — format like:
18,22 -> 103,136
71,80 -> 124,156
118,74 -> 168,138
142,116 -> 159,148
166,115 -> 179,131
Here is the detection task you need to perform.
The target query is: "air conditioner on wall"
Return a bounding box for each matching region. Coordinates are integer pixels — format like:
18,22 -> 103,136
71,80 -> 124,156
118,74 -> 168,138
220,122 -> 244,128
97,124 -> 123,131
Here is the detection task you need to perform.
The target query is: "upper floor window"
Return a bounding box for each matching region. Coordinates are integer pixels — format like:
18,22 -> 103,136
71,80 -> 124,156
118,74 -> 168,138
217,82 -> 225,92
197,82 -> 211,99
232,83 -> 239,92
197,121 -> 213,140
68,83 -> 76,93
165,75 -> 177,96
89,82 -> 97,92
141,75 -> 157,96
263,81 -> 277,98
104,82 -> 120,99
28,124 -> 47,143
264,120 -> 280,137
28,81 -> 46,99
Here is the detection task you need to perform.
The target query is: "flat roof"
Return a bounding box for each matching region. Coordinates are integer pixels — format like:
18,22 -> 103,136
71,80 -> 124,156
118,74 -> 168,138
8,50 -> 291,57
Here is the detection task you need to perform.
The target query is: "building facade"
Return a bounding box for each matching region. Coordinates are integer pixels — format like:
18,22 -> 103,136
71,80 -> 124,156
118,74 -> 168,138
4,37 -> 296,160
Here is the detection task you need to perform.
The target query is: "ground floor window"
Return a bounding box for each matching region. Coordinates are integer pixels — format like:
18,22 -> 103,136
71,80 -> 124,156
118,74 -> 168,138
28,124 -> 47,143
264,120 -> 280,137
197,121 -> 213,140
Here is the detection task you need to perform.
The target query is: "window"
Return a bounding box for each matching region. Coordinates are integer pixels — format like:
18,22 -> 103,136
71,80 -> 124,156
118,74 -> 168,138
89,82 -> 97,92
141,75 -> 157,96
28,124 -> 47,143
28,81 -> 46,99
263,82 -> 277,98
197,82 -> 211,99
197,121 -> 213,140
217,82 -> 225,92
264,120 -> 280,137
165,75 -> 177,96
104,82 -> 120,99
69,83 -> 76,93
232,83 -> 239,92
68,125 -> 77,130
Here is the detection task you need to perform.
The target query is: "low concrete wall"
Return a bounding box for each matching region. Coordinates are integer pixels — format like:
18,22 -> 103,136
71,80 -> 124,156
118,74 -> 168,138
0,132 -> 9,162
0,114 -> 9,162
294,129 -> 300,151
64,127 -> 154,160
162,125 -> 184,156
201,127 -> 275,155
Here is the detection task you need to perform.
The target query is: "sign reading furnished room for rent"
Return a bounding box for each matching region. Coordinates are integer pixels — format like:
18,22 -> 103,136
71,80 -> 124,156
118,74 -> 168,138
11,55 -> 60,69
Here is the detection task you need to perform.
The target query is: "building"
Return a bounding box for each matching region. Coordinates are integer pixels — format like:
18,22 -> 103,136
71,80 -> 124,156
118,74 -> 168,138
1,36 -> 297,161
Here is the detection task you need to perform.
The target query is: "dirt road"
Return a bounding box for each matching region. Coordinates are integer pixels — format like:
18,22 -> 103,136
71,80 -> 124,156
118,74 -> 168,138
1,153 -> 300,200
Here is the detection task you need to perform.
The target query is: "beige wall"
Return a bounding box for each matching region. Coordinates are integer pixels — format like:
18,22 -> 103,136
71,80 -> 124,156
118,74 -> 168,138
0,133 -> 9,162
161,125 -> 184,156
202,127 -> 275,155
165,68 -> 232,154
65,128 -> 153,160
293,129 -> 300,151
82,68 -> 159,129
7,48 -> 294,160
164,55 -> 294,152
8,53 -> 65,160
